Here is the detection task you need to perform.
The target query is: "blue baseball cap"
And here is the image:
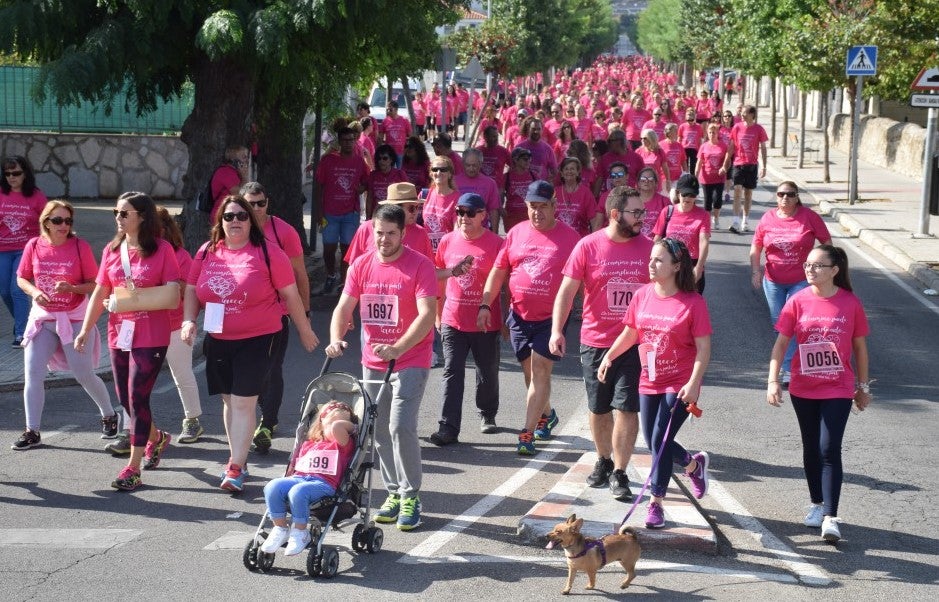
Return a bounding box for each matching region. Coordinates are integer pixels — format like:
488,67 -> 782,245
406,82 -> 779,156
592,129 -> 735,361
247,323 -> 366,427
457,193 -> 486,210
525,180 -> 554,203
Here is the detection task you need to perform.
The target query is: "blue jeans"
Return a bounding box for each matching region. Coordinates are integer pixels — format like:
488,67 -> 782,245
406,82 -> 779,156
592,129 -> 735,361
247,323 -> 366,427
790,395 -> 852,517
0,250 -> 29,339
263,475 -> 336,523
640,392 -> 692,498
763,277 -> 809,373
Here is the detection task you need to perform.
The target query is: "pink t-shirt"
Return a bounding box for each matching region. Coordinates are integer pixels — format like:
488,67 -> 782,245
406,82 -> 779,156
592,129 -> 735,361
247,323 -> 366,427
516,139 -> 557,180
555,183 -> 598,236
402,160 -> 431,192
479,145 -> 511,190
697,141 -> 729,185
641,119 -> 667,141
293,438 -> 355,490
343,246 -> 438,371
442,152 -> 464,176
422,188 -> 459,252
210,164 -> 241,218
563,231 -> 653,348
678,122 -> 704,150
623,108 -> 652,141
504,169 -> 538,215
495,221 -> 580,321
18,236 -> 98,312
623,285 -> 712,394
653,206 -> 710,259
597,151 -> 644,189
435,229 -> 504,332
0,190 -> 47,251
315,153 -> 369,215
730,122 -> 768,166
636,146 -> 668,186
367,168 -> 408,204
188,240 -> 294,341
344,221 -> 434,265
379,115 -> 411,156
168,246 -> 192,330
454,173 -> 501,213
776,287 -> 869,399
660,140 -> 686,180
263,215 -> 304,314
642,193 -> 673,239
358,134 -> 375,163
96,239 -> 181,348
753,206 -> 831,284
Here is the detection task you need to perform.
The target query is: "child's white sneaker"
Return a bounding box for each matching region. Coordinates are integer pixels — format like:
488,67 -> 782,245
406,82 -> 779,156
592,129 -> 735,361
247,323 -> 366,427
284,527 -> 311,556
260,525 -> 289,554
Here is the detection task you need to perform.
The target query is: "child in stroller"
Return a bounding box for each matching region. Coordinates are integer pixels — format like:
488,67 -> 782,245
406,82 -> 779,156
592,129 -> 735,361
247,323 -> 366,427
260,401 -> 359,556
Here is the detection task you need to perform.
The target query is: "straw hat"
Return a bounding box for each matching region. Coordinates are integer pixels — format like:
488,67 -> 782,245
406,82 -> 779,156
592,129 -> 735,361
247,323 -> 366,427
380,182 -> 422,204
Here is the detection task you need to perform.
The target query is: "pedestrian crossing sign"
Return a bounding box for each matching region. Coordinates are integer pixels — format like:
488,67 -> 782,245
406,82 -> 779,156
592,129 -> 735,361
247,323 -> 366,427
846,46 -> 877,76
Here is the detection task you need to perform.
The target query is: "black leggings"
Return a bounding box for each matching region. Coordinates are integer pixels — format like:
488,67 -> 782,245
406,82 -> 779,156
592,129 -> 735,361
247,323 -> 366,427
703,183 -> 724,212
790,395 -> 852,517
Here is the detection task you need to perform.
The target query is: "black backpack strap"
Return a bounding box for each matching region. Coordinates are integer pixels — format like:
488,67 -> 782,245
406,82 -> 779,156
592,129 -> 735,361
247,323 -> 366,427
259,239 -> 281,303
660,204 -> 674,238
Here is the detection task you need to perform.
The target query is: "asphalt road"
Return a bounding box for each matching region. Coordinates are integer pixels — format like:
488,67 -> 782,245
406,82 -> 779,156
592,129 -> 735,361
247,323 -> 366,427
1,186 -> 937,601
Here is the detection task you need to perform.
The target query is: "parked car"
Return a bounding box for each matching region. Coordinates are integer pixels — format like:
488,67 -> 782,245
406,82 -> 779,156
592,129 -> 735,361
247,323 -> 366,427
367,77 -> 422,123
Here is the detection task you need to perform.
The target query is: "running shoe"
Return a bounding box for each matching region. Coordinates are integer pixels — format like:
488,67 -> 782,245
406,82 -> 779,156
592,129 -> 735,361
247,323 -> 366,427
645,501 -> 665,528
284,527 -> 311,556
397,496 -> 422,531
687,452 -> 710,499
586,456 -> 614,488
375,493 -> 401,523
429,428 -> 458,446
101,412 -> 120,439
220,463 -> 248,492
111,466 -> 141,491
804,504 -> 824,528
142,430 -> 171,470
105,431 -> 131,455
517,429 -> 536,455
533,409 -> 559,440
728,218 -> 740,234
178,418 -> 204,444
260,525 -> 290,554
609,469 -> 633,501
822,516 -> 842,543
251,425 -> 272,453
480,415 -> 498,434
12,337 -> 23,348
11,429 -> 41,451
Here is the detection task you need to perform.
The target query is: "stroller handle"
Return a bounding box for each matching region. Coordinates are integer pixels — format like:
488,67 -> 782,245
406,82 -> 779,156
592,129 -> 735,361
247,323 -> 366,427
319,356 -> 396,379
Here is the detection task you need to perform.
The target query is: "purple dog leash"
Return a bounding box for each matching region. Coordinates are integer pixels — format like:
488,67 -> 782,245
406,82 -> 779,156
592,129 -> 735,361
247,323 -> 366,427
618,400 -> 680,528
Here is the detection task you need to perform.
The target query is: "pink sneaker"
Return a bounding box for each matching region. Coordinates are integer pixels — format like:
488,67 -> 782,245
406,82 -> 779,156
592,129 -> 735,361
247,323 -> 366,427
687,452 -> 709,499
143,430 -> 171,470
645,501 -> 665,528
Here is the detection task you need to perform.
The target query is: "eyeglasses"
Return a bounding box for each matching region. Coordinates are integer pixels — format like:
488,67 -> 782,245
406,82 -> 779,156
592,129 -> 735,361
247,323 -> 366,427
222,211 -> 250,222
662,237 -> 685,261
653,113 -> 663,117
803,262 -> 833,271
112,209 -> 140,219
247,199 -> 268,208
402,204 -> 420,213
620,209 -> 646,219
610,173 -> 626,179
430,167 -> 449,173
456,208 -> 481,218
776,191 -> 798,198
46,216 -> 73,226
638,176 -> 656,182
4,170 -> 24,177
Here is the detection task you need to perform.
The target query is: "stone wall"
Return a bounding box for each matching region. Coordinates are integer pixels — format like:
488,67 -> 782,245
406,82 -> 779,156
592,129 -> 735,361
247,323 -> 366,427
0,132 -> 188,199
829,114 -> 927,181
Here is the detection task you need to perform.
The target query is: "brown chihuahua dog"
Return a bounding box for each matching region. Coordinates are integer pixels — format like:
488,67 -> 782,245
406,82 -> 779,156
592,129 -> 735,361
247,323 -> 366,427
545,514 -> 641,595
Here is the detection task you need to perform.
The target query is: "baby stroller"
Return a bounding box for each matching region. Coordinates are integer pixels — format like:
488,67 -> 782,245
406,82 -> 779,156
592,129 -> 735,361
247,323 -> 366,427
242,358 -> 394,578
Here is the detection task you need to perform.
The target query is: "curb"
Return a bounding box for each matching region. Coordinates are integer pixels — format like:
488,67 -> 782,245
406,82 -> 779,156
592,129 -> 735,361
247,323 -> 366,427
517,450 -> 717,554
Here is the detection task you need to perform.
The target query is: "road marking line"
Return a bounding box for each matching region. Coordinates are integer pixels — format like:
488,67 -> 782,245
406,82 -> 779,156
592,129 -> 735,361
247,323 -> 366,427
706,478 -> 830,586
400,411 -> 589,562
153,359 -> 206,395
0,529 -> 143,549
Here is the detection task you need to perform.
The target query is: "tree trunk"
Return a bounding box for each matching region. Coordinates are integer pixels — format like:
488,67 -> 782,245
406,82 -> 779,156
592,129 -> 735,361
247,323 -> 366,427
798,90 -> 807,169
781,82 -> 789,158
178,55 -> 255,254
769,77 -> 777,149
822,93 -> 831,183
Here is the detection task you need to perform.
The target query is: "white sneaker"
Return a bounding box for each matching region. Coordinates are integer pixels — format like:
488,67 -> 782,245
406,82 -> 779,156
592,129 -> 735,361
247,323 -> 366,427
822,516 -> 842,543
260,525 -> 289,554
729,218 -> 740,233
803,504 -> 824,528
741,217 -> 749,232
284,527 -> 311,556
713,216 -> 720,229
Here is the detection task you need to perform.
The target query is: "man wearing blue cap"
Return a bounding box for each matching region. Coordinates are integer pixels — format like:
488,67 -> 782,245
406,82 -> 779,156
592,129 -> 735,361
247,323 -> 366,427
477,181 -> 580,455
430,193 -> 505,445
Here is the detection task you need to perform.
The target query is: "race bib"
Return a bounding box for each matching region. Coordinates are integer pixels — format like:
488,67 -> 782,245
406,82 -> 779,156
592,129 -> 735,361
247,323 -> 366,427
606,282 -> 642,313
429,231 -> 445,252
204,302 -> 224,334
798,341 -> 843,376
638,342 -> 656,382
116,319 -> 135,351
361,294 -> 399,326
295,448 -> 340,476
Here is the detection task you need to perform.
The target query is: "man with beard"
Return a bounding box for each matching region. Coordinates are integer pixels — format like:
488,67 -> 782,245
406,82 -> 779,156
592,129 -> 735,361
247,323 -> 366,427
515,119 -> 557,181
550,187 -> 652,501
326,203 -> 437,531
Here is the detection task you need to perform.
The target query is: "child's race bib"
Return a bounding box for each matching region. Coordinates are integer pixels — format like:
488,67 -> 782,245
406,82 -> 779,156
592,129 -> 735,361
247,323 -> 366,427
295,448 -> 340,476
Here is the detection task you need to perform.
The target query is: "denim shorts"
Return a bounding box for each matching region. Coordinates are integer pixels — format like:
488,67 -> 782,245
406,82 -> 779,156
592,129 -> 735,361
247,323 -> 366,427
323,211 -> 360,245
507,310 -> 564,362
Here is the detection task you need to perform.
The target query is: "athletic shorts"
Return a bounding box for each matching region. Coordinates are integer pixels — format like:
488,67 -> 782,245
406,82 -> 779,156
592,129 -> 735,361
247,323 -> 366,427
581,344 -> 640,414
204,332 -> 277,397
323,211 -> 360,245
507,310 -> 564,362
732,163 -> 759,189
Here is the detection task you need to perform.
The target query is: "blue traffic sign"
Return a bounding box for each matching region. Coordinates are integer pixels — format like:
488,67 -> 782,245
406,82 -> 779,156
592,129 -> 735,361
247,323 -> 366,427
846,46 -> 877,76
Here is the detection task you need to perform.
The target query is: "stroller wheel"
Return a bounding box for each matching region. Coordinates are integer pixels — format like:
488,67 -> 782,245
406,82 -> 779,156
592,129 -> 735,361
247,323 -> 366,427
306,550 -> 321,577
352,524 -> 367,552
242,539 -> 260,571
366,527 -> 384,554
319,547 -> 340,579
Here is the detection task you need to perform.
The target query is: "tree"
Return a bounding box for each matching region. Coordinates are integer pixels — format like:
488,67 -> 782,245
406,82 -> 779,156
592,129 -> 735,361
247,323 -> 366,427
636,0 -> 686,63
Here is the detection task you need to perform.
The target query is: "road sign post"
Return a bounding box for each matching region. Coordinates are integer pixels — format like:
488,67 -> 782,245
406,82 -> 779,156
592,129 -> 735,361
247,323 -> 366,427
912,66 -> 939,237
846,46 -> 878,206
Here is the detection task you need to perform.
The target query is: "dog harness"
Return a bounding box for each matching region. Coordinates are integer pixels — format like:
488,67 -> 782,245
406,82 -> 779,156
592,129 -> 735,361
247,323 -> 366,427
569,538 -> 607,566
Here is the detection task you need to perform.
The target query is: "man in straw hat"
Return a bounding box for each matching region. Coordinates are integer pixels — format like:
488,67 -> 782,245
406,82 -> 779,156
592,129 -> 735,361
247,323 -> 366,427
344,182 -> 434,266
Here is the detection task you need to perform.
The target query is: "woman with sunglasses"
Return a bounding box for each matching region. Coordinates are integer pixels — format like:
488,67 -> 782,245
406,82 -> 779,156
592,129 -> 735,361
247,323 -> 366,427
1,156 -> 48,347
636,129 -> 671,194
12,200 -> 118,451
750,182 -> 831,386
401,136 -> 431,193
421,156 -> 460,254
654,175 -> 711,293
767,244 -> 870,543
365,144 -> 407,219
74,192 -> 181,491
182,196 -> 318,492
553,121 -> 577,166
599,237 -> 712,529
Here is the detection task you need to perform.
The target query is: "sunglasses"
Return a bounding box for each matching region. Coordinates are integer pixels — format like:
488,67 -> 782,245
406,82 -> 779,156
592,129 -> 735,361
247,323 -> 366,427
776,191 -> 798,198
4,170 -> 24,177
456,208 -> 481,218
46,216 -> 73,226
638,176 -> 656,182
430,167 -> 449,173
112,209 -> 140,219
223,211 -> 250,222
402,204 -> 420,213
610,173 -> 626,179
247,199 -> 268,208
